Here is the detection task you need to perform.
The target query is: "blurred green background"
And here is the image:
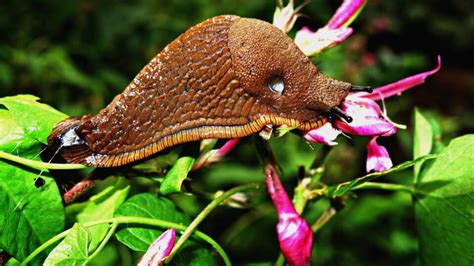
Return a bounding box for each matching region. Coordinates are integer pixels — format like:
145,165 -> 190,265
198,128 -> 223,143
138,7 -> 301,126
1,0 -> 472,265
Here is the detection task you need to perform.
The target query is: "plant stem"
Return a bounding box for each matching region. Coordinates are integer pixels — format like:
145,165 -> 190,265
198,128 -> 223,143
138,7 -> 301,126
166,183 -> 263,265
311,207 -> 336,232
0,151 -> 86,170
21,230 -> 71,265
310,145 -> 331,170
22,216 -> 230,265
328,154 -> 438,197
221,203 -> 273,246
88,222 -> 118,260
352,182 -> 415,193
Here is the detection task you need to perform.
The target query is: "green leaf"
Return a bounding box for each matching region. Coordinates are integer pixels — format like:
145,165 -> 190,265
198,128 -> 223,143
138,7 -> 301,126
413,109 -> 444,181
414,135 -> 474,265
88,242 -> 121,266
5,257 -> 20,266
114,193 -> 191,251
43,224 -> 91,266
414,108 -> 434,180
159,156 -> 195,195
326,154 -> 437,197
0,95 -> 67,143
0,95 -> 66,262
74,176 -> 129,250
0,109 -> 25,152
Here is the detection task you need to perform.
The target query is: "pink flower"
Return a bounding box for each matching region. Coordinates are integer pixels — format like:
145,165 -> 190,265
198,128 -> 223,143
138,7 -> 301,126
295,0 -> 366,56
295,26 -> 353,56
334,97 -> 397,137
138,229 -> 176,266
304,57 -> 441,172
366,136 -> 393,172
265,165 -> 313,266
296,2 -> 441,173
351,56 -> 442,101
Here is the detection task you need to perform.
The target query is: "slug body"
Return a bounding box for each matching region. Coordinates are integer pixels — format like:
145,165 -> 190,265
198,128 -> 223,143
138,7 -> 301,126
48,15 -> 351,167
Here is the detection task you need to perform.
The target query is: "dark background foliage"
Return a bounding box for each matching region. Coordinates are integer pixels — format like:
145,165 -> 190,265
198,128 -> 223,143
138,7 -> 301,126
0,0 -> 472,265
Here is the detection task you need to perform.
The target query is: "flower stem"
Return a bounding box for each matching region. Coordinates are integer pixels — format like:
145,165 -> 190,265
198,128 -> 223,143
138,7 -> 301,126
0,151 -> 86,170
165,183 -> 263,264
310,145 -> 331,170
311,207 -> 337,232
22,216 -> 229,265
220,203 -> 274,246
352,182 -> 415,193
88,222 -> 118,260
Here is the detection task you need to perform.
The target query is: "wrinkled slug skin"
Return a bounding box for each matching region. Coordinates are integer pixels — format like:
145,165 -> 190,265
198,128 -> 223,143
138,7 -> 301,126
47,15 -> 351,167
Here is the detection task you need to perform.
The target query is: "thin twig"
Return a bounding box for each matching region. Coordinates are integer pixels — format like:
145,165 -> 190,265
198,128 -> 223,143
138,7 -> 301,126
165,183 -> 263,264
311,207 -> 337,232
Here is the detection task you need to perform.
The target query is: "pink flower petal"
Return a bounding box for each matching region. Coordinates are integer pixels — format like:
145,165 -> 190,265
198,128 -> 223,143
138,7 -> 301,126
327,0 -> 367,29
277,214 -> 313,266
295,26 -> 353,56
138,229 -> 176,266
351,55 -> 442,101
265,165 -> 313,266
303,123 -> 341,146
366,136 -> 393,172
344,96 -> 383,114
273,0 -> 298,33
335,99 -> 397,136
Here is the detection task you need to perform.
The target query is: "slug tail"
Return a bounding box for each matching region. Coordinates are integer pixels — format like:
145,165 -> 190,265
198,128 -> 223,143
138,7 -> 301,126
60,144 -> 95,166
47,117 -> 81,146
47,117 -> 96,166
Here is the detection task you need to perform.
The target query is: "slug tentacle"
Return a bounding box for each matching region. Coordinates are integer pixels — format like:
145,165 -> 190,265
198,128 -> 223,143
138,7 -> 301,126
48,15 -> 351,167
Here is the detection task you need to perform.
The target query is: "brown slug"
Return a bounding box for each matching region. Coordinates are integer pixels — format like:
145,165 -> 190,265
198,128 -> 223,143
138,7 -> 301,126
47,15 -> 369,167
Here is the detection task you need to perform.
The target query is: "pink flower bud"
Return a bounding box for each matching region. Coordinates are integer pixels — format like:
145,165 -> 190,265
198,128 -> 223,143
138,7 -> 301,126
366,136 -> 393,172
138,229 -> 176,266
265,166 -> 313,266
214,138 -> 240,158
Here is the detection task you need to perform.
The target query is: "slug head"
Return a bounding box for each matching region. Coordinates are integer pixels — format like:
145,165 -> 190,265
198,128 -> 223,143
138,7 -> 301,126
228,18 -> 351,124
